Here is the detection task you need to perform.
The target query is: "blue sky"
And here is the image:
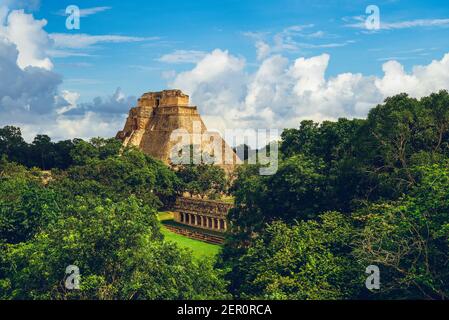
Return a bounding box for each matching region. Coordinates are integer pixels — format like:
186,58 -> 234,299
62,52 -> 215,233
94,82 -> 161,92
2,0 -> 449,141
35,0 -> 449,101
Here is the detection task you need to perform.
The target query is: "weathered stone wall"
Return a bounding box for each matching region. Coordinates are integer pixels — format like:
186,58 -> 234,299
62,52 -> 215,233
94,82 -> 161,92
139,89 -> 190,107
164,225 -> 224,244
174,197 -> 233,218
171,197 -> 233,233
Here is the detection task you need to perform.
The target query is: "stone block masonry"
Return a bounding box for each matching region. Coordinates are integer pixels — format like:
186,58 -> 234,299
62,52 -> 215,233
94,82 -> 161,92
116,89 -> 241,173
172,197 -> 233,233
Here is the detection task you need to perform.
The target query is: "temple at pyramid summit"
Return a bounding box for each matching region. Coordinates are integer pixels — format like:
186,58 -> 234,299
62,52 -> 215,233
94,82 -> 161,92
116,89 -> 241,171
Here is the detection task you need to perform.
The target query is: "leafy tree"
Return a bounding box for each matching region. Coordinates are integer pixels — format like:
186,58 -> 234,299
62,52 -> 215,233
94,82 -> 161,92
280,120 -> 319,159
227,154 -> 327,239
280,119 -> 366,212
220,157 -> 329,286
0,126 -> 28,164
223,212 -> 360,299
0,161 -> 59,244
263,155 -> 327,221
176,163 -> 227,199
52,140 -> 75,169
29,135 -> 55,169
357,92 -> 449,200
70,138 -> 122,165
421,90 -> 449,153
0,196 -> 229,300
0,126 -> 77,170
221,92 -> 449,300
354,162 -> 449,299
52,148 -> 180,209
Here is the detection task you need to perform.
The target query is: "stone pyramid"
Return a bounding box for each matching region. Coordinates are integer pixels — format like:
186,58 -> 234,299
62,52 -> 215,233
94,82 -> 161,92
116,90 -> 240,171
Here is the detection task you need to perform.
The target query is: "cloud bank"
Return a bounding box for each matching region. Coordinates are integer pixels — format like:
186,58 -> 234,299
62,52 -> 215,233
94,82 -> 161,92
170,49 -> 449,132
0,6 -> 134,141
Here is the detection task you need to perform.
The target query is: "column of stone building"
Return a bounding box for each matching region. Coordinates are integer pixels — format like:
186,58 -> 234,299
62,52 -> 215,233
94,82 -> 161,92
193,215 -> 197,226
208,217 -> 213,229
195,215 -> 199,227
201,215 -> 205,227
178,212 -> 227,231
175,205 -> 230,231
195,215 -> 200,227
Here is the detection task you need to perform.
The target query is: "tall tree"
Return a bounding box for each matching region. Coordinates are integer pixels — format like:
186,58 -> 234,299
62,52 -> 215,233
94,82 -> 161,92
0,126 -> 28,164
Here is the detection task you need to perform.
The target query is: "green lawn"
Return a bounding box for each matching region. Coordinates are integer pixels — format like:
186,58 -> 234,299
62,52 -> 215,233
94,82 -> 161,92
158,211 -> 175,222
158,212 -> 221,260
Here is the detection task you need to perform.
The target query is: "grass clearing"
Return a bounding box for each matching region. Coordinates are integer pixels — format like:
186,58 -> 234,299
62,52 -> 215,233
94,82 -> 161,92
158,212 -> 222,261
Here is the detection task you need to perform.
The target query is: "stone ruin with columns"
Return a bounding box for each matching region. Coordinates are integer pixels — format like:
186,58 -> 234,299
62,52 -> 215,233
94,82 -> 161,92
172,197 -> 232,233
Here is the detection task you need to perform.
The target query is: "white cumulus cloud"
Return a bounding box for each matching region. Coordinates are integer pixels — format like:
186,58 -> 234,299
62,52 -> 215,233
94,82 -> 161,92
169,49 -> 449,132
0,6 -> 135,142
0,9 -> 53,69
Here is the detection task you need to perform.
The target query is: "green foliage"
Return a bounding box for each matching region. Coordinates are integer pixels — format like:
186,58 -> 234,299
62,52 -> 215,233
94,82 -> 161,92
281,119 -> 364,163
70,137 -> 122,166
0,196 -> 228,300
0,148 -> 226,300
357,91 -> 449,199
227,154 -> 327,238
176,163 -> 227,199
0,161 -> 59,244
52,148 -> 180,209
226,212 -> 359,299
29,135 -> 57,170
0,176 -> 59,245
222,91 -> 449,300
0,126 -> 28,165
0,128 -> 125,170
354,162 -> 449,299
2,90 -> 449,300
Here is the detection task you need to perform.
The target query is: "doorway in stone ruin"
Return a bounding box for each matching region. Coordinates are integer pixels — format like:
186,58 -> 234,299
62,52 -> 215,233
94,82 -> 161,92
155,98 -> 160,108
133,118 -> 138,130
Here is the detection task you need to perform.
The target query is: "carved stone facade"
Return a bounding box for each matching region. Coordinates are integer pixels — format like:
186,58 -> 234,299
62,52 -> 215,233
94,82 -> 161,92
172,197 -> 233,233
116,89 -> 240,172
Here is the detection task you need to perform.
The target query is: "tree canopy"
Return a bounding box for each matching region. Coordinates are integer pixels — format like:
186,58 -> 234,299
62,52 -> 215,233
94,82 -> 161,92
220,90 -> 449,300
2,90 -> 449,300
